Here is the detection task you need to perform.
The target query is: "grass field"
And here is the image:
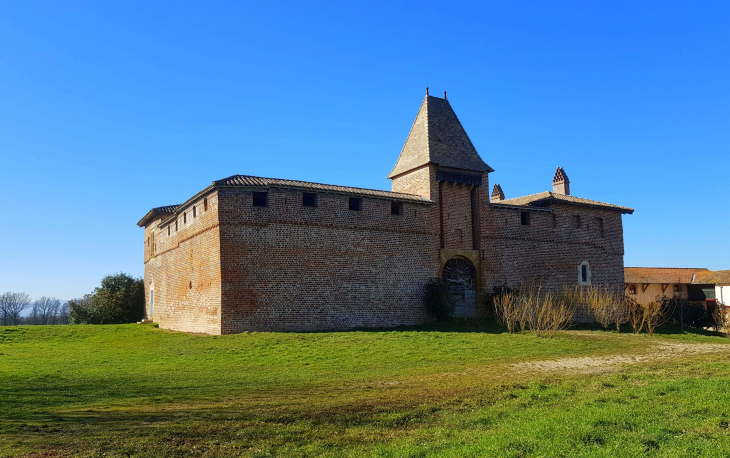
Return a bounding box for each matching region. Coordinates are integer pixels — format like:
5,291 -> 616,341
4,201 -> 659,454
2,321 -> 730,457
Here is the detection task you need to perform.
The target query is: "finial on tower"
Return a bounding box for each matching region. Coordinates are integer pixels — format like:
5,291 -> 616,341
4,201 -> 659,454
443,90 -> 447,100
491,183 -> 505,202
426,86 -> 429,96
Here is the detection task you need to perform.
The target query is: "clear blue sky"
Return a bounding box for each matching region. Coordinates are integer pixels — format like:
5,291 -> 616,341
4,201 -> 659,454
1,1 -> 728,301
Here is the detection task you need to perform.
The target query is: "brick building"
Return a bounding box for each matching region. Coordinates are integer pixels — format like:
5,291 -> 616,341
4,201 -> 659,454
138,91 -> 634,334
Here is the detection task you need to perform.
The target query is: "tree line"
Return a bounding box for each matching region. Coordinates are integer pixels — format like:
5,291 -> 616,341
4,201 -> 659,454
1,273 -> 145,326
0,293 -> 70,325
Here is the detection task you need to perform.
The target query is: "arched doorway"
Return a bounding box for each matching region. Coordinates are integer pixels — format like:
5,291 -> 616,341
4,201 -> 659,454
442,256 -> 476,316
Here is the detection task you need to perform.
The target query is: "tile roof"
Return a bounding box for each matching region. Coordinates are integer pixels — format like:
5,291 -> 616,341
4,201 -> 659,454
213,175 -> 433,202
499,191 -> 634,214
693,270 -> 730,285
624,267 -> 709,284
387,95 -> 493,178
136,205 -> 180,227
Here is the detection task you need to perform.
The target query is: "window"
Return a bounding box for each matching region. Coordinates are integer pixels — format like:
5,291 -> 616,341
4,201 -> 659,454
391,202 -> 403,215
193,206 -> 196,218
596,217 -> 604,237
175,220 -> 178,232
674,284 -> 681,293
628,285 -> 637,295
303,192 -> 317,207
183,212 -> 187,224
253,192 -> 268,207
348,197 -> 362,211
577,261 -> 591,286
203,198 -> 208,211
150,231 -> 155,257
573,215 -> 581,228
521,211 -> 531,226
168,226 -> 170,236
551,213 -> 557,228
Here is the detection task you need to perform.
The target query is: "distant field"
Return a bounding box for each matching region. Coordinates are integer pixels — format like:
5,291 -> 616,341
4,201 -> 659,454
2,321 -> 730,457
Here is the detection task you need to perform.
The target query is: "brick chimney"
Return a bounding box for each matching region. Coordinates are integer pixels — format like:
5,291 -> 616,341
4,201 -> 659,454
552,167 -> 570,195
491,183 -> 504,202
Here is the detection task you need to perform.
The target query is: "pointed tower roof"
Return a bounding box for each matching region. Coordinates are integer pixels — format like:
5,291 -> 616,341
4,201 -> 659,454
387,95 -> 494,178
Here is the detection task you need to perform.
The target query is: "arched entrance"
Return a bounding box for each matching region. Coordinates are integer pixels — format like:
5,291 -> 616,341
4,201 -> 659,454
441,256 -> 476,316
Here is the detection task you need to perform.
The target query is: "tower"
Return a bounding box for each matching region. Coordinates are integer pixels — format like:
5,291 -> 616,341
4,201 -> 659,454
388,90 -> 493,316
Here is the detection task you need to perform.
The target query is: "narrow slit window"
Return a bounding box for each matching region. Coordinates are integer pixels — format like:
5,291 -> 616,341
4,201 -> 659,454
573,215 -> 581,228
203,198 -> 208,211
521,211 -> 531,226
183,212 -> 187,224
596,217 -> 604,237
581,265 -> 588,283
302,192 -> 317,207
391,202 -> 403,215
348,197 -> 362,211
175,220 -> 178,232
551,214 -> 557,228
253,192 -> 268,207
193,206 -> 196,218
168,226 -> 170,236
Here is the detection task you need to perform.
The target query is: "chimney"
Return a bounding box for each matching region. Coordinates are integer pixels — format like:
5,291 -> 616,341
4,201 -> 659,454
552,167 -> 570,195
491,183 -> 504,202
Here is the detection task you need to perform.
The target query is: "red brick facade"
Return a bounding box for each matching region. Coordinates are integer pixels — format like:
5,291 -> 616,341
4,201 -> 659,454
138,93 -> 633,334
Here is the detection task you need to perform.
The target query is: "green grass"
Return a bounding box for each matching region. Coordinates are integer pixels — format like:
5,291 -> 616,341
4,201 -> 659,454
2,321 -> 730,457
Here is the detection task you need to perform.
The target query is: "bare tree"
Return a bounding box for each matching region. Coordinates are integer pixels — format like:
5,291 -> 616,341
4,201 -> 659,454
0,292 -> 32,326
32,297 -> 61,325
713,302 -> 730,338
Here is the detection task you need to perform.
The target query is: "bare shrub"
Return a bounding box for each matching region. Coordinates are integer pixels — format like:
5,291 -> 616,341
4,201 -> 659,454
644,300 -> 671,335
583,286 -> 626,332
494,286 -> 577,338
712,303 -> 730,338
625,297 -> 645,334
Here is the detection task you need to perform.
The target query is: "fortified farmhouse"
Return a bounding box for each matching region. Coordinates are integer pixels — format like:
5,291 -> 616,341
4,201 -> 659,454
138,91 -> 634,334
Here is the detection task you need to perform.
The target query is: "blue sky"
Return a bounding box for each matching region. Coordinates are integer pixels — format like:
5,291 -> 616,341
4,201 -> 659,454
1,1 -> 728,300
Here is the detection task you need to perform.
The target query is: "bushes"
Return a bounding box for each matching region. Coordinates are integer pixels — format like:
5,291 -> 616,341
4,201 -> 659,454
712,302 -> 730,338
69,273 -> 145,324
423,278 -> 455,321
493,286 -> 577,338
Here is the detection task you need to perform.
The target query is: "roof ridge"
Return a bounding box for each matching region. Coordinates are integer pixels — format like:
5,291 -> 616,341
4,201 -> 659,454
216,174 -> 429,198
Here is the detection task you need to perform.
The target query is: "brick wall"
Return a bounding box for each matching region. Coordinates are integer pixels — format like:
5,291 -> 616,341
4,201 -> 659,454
143,192 -> 223,334
216,187 -> 439,333
481,204 -> 625,292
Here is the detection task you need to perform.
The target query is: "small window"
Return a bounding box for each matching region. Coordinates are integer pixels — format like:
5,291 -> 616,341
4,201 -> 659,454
303,192 -> 317,207
573,215 -> 581,228
348,197 -> 362,211
168,226 -> 170,236
183,212 -> 187,224
391,202 -> 403,215
175,220 -> 178,232
150,231 -> 155,257
521,212 -> 531,226
193,206 -> 196,218
253,192 -> 268,207
551,214 -> 557,228
596,217 -> 604,237
628,285 -> 637,295
203,198 -> 208,211
577,261 -> 591,286
674,284 -> 681,293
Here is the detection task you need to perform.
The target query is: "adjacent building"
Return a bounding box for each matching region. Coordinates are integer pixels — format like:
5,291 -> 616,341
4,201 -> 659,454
624,267 -> 730,306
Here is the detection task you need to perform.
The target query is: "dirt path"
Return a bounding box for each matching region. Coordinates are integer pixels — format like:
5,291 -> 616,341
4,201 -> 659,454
511,341 -> 730,374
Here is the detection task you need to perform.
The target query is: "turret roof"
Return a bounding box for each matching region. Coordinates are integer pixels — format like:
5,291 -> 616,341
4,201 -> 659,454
387,95 -> 493,178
